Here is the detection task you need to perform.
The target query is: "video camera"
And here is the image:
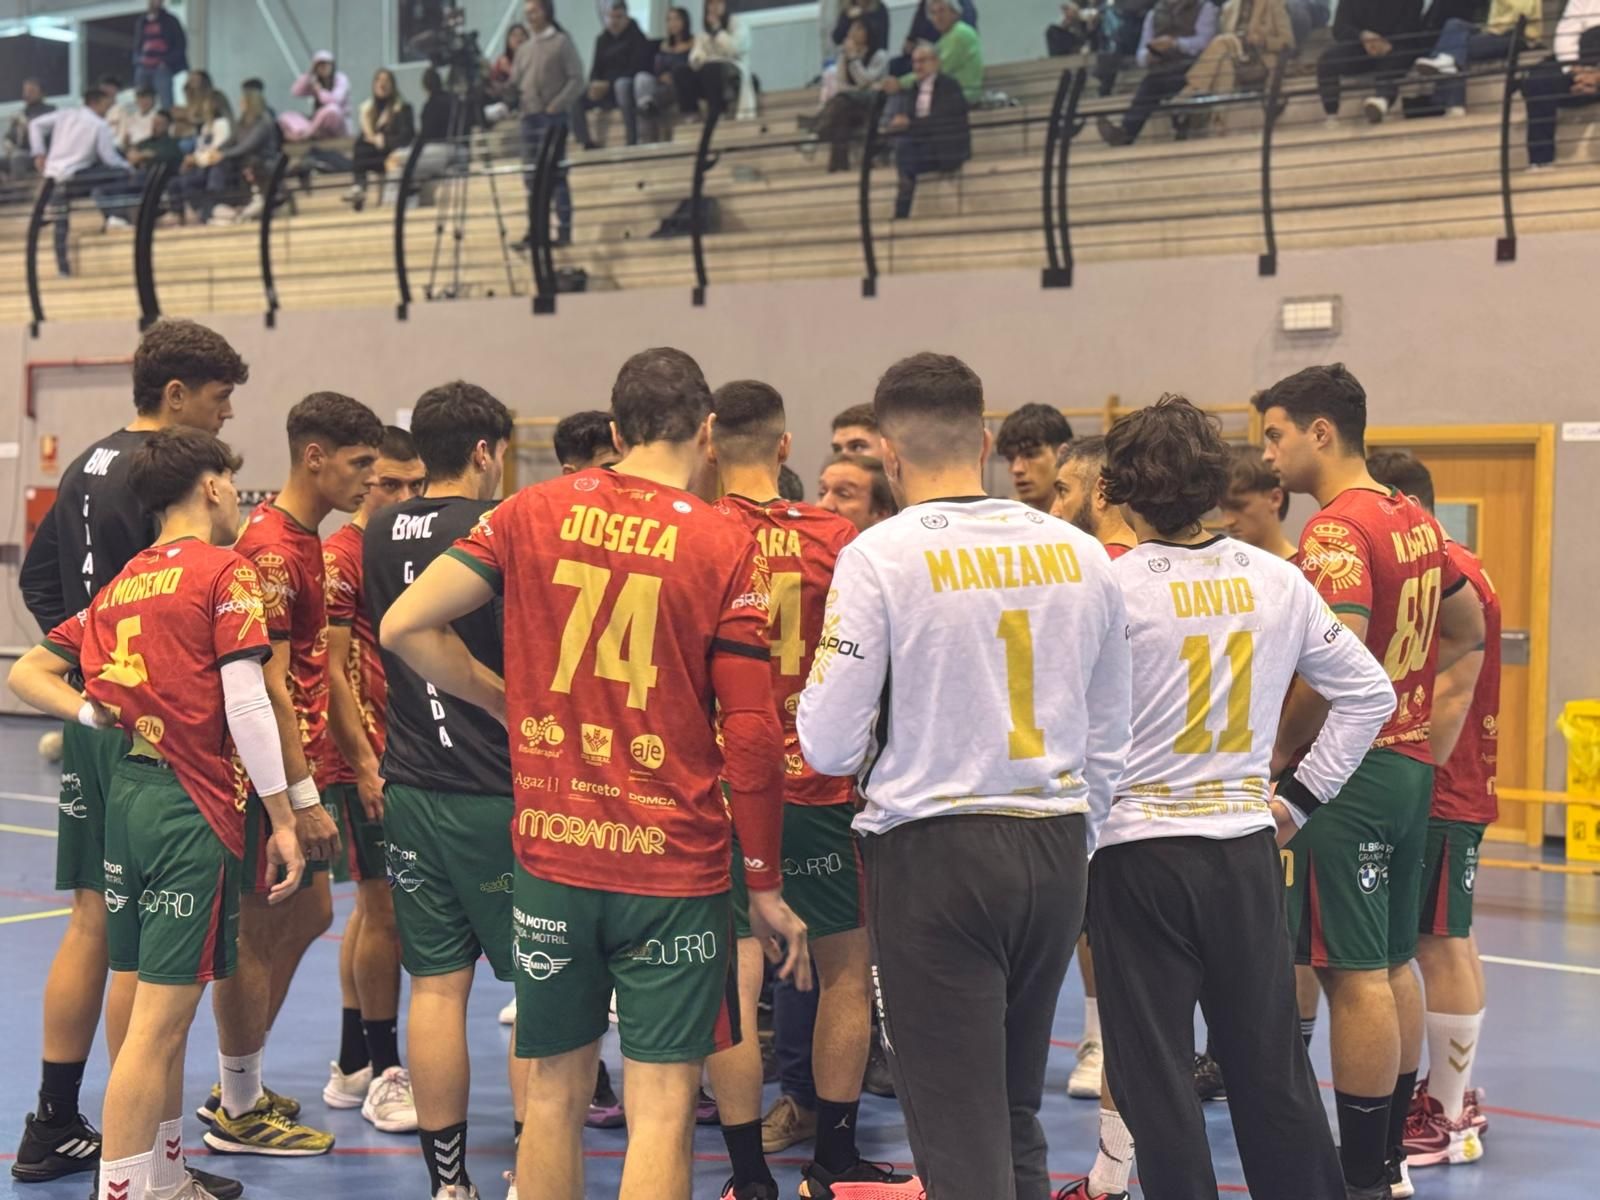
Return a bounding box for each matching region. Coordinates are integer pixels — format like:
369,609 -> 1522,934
406,2 -> 485,88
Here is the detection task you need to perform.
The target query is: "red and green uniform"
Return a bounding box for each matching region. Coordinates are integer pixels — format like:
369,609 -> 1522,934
1422,540 -> 1501,938
448,468 -> 780,1062
234,501 -> 335,891
322,520 -> 387,883
717,495 -> 862,940
1284,487 -> 1466,969
45,541 -> 270,983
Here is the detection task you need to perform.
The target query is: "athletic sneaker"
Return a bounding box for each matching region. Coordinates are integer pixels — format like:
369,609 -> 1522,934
186,1168 -> 244,1200
1386,1153 -> 1414,1198
1054,1181 -> 1128,1200
862,1036 -> 895,1098
695,1087 -> 720,1126
196,1084 -> 302,1126
1463,1086 -> 1489,1135
362,1066 -> 418,1133
586,1062 -> 624,1129
1067,1040 -> 1103,1099
1192,1053 -> 1226,1102
1342,1182 -> 1392,1200
1403,1090 -> 1483,1167
323,1061 -> 373,1109
761,1094 -> 817,1152
435,1186 -> 480,1200
201,1098 -> 334,1157
13,1113 -> 101,1182
718,1179 -> 779,1200
1413,54 -> 1458,76
498,998 -> 516,1026
799,1158 -> 922,1197
1363,96 -> 1389,124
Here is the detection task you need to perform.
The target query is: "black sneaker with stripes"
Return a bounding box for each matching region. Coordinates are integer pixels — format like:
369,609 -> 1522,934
12,1112 -> 101,1182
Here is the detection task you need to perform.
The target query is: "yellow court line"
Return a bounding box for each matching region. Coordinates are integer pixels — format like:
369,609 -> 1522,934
0,823 -> 58,838
0,908 -> 71,925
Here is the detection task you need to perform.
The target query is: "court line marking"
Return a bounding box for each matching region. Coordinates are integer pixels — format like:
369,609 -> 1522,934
0,908 -> 71,925
0,791 -> 56,805
1481,953 -> 1600,977
0,822 -> 56,838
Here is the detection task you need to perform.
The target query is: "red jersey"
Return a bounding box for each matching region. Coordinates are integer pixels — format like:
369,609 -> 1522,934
715,495 -> 856,806
448,468 -> 775,898
44,540 -> 271,857
1297,487 -> 1465,764
1105,542 -> 1132,561
1433,541 -> 1500,823
234,503 -> 336,787
323,520 -> 386,784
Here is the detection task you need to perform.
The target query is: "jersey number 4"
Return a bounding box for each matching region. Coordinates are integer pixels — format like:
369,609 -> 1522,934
1175,631 -> 1254,755
551,559 -> 662,710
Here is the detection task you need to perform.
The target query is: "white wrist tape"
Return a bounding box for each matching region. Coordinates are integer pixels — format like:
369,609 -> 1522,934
77,701 -> 102,729
287,776 -> 322,811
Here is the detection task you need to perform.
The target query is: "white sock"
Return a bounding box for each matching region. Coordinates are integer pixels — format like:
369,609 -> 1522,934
98,1150 -> 153,1200
147,1119 -> 186,1195
1082,997 -> 1101,1044
219,1050 -> 264,1119
1426,1009 -> 1483,1121
1087,1107 -> 1135,1196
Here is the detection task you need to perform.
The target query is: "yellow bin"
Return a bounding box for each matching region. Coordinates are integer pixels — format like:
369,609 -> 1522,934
1559,700 -> 1600,863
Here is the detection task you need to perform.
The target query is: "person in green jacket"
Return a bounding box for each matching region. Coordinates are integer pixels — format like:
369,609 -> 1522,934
885,0 -> 983,101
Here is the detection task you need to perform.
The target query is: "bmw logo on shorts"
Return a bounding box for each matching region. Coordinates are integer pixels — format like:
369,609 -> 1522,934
1357,862 -> 1381,894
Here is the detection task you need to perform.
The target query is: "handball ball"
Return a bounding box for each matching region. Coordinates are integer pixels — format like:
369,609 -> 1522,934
39,729 -> 64,763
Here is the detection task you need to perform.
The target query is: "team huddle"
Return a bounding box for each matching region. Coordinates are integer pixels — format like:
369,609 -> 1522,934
7,320 -> 1500,1200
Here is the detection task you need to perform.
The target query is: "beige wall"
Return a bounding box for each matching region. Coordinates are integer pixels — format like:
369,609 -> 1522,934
3,231 -> 1596,790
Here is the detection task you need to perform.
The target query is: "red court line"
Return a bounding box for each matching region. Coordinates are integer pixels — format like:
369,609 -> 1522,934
1049,1038 -> 1080,1050
0,885 -> 74,905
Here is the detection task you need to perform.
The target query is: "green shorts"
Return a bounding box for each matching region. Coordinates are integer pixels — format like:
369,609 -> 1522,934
1284,748 -> 1433,970
513,866 -> 738,1063
323,783 -> 386,884
104,759 -> 240,985
241,794 -> 329,896
1420,818 -> 1485,939
384,784 -> 515,980
731,803 -> 863,941
56,722 -> 128,894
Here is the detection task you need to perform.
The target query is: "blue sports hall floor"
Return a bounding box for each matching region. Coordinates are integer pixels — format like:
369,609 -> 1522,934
0,715 -> 1595,1199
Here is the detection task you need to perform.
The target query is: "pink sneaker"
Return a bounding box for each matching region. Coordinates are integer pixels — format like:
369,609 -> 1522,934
1053,1182 -> 1128,1200
1403,1089 -> 1484,1167
799,1159 -> 923,1198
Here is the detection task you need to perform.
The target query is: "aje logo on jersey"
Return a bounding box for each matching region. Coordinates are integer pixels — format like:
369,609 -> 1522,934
134,715 -> 165,746
630,733 -> 666,771
519,715 -> 566,758
518,810 -> 667,856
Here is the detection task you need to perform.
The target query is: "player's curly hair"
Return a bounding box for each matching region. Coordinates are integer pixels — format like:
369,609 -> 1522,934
286,391 -> 385,454
129,427 -> 243,514
1102,395 -> 1229,536
132,319 -> 249,415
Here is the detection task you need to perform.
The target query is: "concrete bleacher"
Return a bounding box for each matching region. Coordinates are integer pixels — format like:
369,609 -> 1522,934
3,47 -> 1598,326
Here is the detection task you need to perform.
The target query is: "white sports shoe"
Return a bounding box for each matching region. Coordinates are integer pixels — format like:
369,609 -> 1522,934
1068,1039 -> 1103,1099
499,998 -> 516,1025
434,1186 -> 479,1200
503,1171 -> 518,1200
362,1066 -> 419,1133
324,1060 -> 373,1109
1363,96 -> 1390,124
1414,53 -> 1458,76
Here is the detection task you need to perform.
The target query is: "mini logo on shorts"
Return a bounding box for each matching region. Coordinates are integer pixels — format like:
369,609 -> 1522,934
59,796 -> 88,820
103,889 -> 129,913
920,513 -> 948,530
630,733 -> 666,770
516,945 -> 573,981
581,724 -> 614,765
1357,861 -> 1381,894
1149,557 -> 1171,574
134,715 -> 165,745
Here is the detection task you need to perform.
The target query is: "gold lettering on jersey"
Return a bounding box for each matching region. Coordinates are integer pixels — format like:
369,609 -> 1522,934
1390,521 -> 1441,565
1168,577 -> 1256,619
756,528 -> 802,559
100,567 -> 185,610
518,809 -> 667,856
558,505 -> 679,562
924,544 -> 1082,593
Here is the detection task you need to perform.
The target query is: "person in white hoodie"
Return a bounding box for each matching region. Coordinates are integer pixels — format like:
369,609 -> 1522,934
1521,0 -> 1600,166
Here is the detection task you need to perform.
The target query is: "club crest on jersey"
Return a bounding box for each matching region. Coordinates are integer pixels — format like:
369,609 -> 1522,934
921,513 -> 948,530
1149,557 -> 1171,574
574,476 -> 599,492
581,724 -> 614,765
254,552 -> 294,618
1234,551 -> 1250,566
1302,522 -> 1364,593
1026,511 -> 1045,524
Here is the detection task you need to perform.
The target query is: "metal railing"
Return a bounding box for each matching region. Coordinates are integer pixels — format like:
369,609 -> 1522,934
8,36 -> 1594,329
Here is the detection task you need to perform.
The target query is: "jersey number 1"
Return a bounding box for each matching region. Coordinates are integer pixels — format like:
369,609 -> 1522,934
1175,632 -> 1254,755
997,610 -> 1045,760
551,559 -> 662,710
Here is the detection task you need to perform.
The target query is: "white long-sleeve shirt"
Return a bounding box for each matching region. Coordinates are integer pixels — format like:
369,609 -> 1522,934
797,496 -> 1132,842
1098,537 -> 1395,849
1554,0 -> 1600,67
29,107 -> 130,181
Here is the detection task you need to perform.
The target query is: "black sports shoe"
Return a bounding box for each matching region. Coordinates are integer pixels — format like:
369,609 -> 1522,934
799,1159 -> 920,1198
189,1166 -> 245,1199
717,1178 -> 780,1200
13,1113 -> 100,1182
862,1036 -> 895,1099
1192,1053 -> 1227,1102
1344,1182 -> 1392,1200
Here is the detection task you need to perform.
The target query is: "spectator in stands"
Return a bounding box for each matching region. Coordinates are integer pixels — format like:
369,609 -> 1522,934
889,0 -> 978,76
1047,4 -> 1105,58
214,79 -> 282,224
778,465 -> 806,502
131,0 -> 188,111
1093,0 -> 1160,96
678,0 -> 755,121
174,84 -> 234,224
815,18 -> 890,170
93,107 -> 182,227
1316,0 -> 1428,125
1523,1 -> 1600,168
887,40 -> 971,218
346,69 -> 415,211
175,69 -> 217,150
511,0 -> 584,250
637,7 -> 696,142
281,51 -> 353,142
1096,0 -> 1222,145
28,89 -> 132,275
817,453 -> 897,531
576,1 -> 655,148
834,0 -> 891,58
1172,0 -> 1294,136
115,84 -> 160,153
1410,0 -> 1539,117
4,79 -> 54,183
885,0 -> 984,101
387,68 -> 461,206
490,24 -> 531,106
99,77 -> 131,150
995,403 -> 1074,512
1284,0 -> 1330,49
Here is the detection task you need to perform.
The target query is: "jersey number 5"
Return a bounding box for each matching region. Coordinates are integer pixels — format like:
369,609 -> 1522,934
99,616 -> 150,689
551,560 -> 662,710
1175,632 -> 1254,755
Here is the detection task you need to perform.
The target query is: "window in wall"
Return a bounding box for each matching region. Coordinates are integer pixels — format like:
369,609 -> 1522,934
84,14 -> 140,91
399,0 -> 451,64
0,29 -> 73,100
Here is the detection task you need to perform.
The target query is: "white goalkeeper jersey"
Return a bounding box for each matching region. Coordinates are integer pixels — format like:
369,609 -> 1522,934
796,496 -> 1131,840
1099,536 -> 1395,849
